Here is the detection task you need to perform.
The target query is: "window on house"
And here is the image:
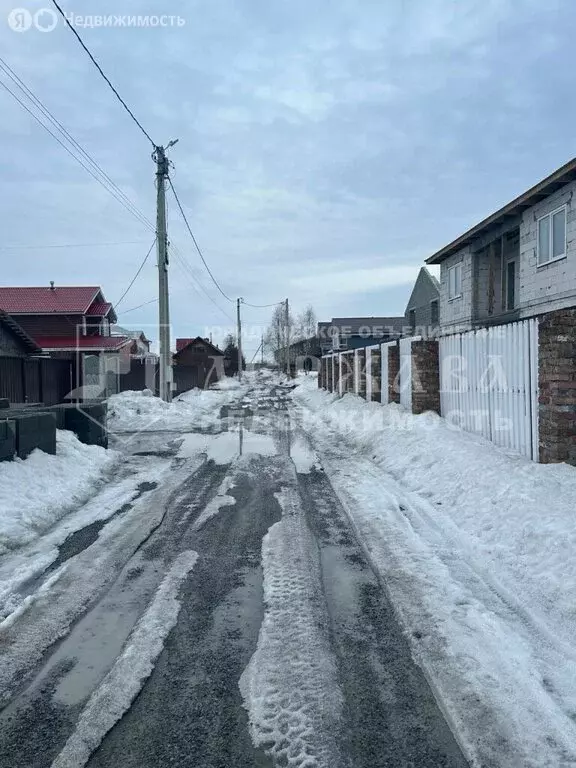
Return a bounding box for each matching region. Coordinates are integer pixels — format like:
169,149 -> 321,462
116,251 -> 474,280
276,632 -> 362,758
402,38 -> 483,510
430,299 -> 439,325
448,263 -> 462,299
408,309 -> 416,333
538,206 -> 566,265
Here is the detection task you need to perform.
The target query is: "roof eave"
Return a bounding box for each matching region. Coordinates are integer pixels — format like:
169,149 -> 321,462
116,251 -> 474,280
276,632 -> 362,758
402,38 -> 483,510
426,157 -> 576,265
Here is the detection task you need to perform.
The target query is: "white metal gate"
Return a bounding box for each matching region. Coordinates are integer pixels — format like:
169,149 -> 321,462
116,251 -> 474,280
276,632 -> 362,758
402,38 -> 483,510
439,319 -> 539,460
354,349 -> 360,395
365,347 -> 372,401
380,341 -> 396,405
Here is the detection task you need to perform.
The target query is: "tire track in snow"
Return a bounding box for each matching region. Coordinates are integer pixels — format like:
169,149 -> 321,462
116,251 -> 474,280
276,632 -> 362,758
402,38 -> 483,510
50,550 -> 198,768
240,483 -> 346,768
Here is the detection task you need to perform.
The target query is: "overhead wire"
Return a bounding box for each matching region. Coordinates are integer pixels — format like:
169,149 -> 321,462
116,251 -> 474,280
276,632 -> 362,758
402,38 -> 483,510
0,240 -> 148,250
115,238 -> 157,310
0,71 -> 155,234
241,299 -> 285,308
167,177 -> 235,304
49,0 -> 157,147
117,298 -> 159,315
0,56 -> 155,234
1,53 -> 281,325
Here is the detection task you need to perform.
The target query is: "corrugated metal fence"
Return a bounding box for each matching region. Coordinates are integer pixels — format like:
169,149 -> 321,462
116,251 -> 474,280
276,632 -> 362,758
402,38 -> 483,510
439,319 -> 539,460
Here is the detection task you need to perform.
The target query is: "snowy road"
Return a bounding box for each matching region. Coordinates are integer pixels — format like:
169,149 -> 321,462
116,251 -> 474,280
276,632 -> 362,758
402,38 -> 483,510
0,377 -> 468,768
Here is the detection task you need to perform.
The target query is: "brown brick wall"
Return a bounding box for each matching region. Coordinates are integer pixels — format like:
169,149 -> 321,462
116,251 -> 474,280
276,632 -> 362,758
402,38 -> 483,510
371,349 -> 381,401
411,339 -> 440,414
388,344 -> 400,404
538,309 -> 576,465
357,349 -> 366,398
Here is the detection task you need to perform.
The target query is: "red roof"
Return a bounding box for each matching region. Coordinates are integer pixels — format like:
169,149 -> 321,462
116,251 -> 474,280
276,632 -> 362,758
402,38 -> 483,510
0,286 -> 101,314
176,338 -> 196,352
174,337 -> 223,357
87,300 -> 113,317
34,335 -> 130,351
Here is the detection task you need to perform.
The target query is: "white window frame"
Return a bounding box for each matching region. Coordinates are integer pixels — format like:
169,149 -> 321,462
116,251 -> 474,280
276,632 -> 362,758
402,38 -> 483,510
448,262 -> 462,300
537,204 -> 567,267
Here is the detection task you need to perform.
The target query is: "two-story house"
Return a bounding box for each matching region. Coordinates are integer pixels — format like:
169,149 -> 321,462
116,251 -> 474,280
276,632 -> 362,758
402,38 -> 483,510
0,284 -> 130,394
426,157 -> 576,332
404,267 -> 440,335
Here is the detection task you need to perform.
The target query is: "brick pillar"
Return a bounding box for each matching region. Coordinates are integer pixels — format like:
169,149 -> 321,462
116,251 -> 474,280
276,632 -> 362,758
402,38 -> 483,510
388,343 -> 400,404
411,339 -> 440,414
342,354 -> 352,393
357,349 -> 366,399
538,309 -> 576,465
371,349 -> 381,402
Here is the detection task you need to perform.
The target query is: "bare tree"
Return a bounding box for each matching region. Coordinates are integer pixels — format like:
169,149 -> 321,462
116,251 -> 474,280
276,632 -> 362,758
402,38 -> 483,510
296,305 -> 317,350
264,303 -> 296,369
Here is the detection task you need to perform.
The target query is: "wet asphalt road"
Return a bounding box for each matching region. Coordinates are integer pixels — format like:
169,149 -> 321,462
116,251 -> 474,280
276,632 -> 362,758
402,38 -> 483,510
0,380 -> 468,768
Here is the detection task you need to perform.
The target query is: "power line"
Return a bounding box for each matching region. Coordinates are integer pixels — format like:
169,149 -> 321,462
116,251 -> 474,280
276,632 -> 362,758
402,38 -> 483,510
0,56 -> 155,234
118,297 -> 159,315
171,247 -> 235,323
115,238 -> 157,310
0,241 -> 148,250
49,0 -> 156,148
167,178 -> 235,304
242,299 -> 284,308
0,74 -> 155,234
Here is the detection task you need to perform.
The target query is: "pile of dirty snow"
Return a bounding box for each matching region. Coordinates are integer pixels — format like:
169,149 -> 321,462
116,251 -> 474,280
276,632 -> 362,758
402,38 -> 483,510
107,384 -> 243,432
0,430 -> 118,555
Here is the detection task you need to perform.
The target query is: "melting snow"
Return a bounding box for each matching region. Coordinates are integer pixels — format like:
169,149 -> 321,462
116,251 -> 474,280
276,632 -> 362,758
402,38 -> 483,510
50,550 -> 198,768
291,376 -> 576,768
240,485 -> 343,767
0,430 -> 118,557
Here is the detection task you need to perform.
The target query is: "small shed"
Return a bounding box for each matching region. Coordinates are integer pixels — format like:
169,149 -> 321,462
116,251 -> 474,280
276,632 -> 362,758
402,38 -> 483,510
173,337 -> 225,394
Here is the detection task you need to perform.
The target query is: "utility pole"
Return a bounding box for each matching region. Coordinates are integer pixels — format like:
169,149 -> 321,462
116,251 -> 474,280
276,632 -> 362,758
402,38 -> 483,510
261,333 -> 264,366
153,140 -> 178,402
237,297 -> 243,381
285,298 -> 290,378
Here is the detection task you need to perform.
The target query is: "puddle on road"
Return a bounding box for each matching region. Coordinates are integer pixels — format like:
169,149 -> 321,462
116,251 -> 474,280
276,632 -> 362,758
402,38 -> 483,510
177,390 -> 319,474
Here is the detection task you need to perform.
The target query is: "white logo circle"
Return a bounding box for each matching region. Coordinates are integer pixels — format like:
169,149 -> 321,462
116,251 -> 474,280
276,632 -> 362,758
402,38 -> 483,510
34,8 -> 57,32
7,8 -> 32,31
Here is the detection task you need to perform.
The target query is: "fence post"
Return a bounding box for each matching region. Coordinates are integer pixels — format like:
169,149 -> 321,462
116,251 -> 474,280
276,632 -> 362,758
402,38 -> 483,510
388,343 -> 400,404
411,339 -> 440,414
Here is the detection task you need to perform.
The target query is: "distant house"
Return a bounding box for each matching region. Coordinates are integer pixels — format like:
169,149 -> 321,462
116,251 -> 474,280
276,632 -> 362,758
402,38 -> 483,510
0,310 -> 42,357
0,284 -> 130,396
426,157 -> 576,333
404,267 -> 440,335
317,316 -> 406,353
112,325 -> 153,358
173,337 -> 224,394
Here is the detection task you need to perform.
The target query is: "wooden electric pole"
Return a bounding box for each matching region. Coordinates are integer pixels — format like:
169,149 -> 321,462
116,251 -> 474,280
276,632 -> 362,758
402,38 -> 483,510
153,139 -> 178,402
237,297 -> 243,381
284,298 -> 290,377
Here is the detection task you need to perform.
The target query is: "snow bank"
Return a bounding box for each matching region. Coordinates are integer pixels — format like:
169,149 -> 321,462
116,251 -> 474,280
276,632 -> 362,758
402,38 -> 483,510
107,382 -> 243,433
0,430 -> 118,556
293,379 -> 576,641
292,378 -> 576,766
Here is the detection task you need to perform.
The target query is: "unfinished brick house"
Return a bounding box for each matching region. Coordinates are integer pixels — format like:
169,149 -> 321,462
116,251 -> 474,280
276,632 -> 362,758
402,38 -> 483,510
426,157 -> 576,464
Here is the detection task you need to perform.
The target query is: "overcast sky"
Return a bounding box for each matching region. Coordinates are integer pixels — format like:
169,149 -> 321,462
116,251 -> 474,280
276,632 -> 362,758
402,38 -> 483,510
0,0 -> 573,356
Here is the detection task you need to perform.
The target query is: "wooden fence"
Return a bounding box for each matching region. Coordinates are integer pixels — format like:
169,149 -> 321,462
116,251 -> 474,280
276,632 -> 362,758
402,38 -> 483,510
0,356 -> 73,405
